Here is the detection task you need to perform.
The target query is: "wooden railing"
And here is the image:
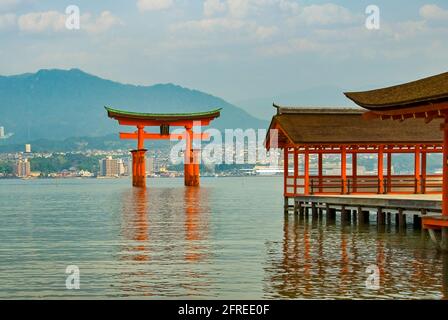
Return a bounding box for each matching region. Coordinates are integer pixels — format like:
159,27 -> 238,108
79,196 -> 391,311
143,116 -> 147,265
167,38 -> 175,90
285,174 -> 442,196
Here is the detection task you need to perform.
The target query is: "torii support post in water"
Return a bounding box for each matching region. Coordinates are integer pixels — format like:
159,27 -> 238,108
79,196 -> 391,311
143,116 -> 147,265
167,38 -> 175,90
106,107 -> 221,188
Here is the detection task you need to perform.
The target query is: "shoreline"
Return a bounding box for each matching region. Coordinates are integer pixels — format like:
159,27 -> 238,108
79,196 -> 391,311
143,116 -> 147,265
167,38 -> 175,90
0,175 -> 284,181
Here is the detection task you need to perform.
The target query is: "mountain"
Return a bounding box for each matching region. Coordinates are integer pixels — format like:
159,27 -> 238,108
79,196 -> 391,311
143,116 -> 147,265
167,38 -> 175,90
236,85 -> 355,120
0,69 -> 267,143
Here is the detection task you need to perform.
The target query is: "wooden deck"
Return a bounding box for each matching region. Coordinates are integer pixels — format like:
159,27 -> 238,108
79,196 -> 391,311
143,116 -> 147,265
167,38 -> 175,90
285,194 -> 443,228
294,194 -> 441,212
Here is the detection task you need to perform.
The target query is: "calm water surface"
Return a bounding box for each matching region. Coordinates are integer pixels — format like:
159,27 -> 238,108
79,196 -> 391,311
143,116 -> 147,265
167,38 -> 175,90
0,177 -> 447,299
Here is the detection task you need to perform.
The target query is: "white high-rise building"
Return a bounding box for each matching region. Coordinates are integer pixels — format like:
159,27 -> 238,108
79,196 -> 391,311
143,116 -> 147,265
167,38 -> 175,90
25,144 -> 31,153
117,159 -> 126,175
0,126 -> 4,138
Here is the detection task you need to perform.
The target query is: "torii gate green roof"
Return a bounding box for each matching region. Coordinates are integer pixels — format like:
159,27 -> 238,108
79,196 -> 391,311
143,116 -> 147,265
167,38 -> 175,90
105,106 -> 222,121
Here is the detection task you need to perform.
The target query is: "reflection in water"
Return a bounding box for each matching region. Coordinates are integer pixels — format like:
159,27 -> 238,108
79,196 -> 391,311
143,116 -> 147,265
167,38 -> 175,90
117,184 -> 212,297
443,254 -> 448,300
339,232 -> 349,295
121,188 -> 149,262
184,187 -> 210,262
265,216 -> 448,299
118,188 -> 152,296
182,187 -> 212,296
2,177 -> 448,299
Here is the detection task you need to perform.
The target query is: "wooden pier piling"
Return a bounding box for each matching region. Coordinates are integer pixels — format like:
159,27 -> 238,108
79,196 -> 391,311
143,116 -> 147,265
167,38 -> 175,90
377,208 -> 385,226
283,194 -> 441,233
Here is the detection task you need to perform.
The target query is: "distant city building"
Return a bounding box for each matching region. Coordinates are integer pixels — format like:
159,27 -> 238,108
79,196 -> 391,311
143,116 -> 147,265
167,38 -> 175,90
0,126 -> 4,138
25,144 -> 31,153
145,156 -> 167,175
146,157 -> 155,175
121,158 -> 131,176
99,156 -> 122,177
15,159 -> 31,178
204,163 -> 216,174
118,159 -> 126,175
30,171 -> 41,178
78,170 -> 94,178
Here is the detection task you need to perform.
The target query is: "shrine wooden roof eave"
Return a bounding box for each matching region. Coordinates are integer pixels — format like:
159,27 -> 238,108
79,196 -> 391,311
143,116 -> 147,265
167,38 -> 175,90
344,71 -> 448,111
265,114 -> 295,150
105,106 -> 222,122
273,103 -> 364,115
265,105 -> 365,149
362,101 -> 448,121
265,111 -> 443,150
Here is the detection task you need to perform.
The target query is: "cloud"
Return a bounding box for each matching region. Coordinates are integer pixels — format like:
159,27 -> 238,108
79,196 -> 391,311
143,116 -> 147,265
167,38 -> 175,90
18,11 -> 66,33
0,13 -> 15,29
137,0 -> 173,12
168,1 -> 360,57
227,0 -> 251,18
17,10 -> 122,34
163,1 -> 448,63
83,11 -> 123,34
420,4 -> 448,21
205,0 -> 288,19
225,0 -> 286,18
255,25 -> 278,40
200,0 -> 301,20
278,0 -> 300,14
170,17 -> 262,44
204,0 -> 226,17
173,17 -> 245,33
297,3 -> 357,26
0,0 -> 20,12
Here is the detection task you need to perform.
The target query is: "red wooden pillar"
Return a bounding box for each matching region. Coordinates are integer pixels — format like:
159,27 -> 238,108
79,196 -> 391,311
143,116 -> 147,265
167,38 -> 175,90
130,125 -> 147,188
304,147 -> 310,195
341,146 -> 347,194
137,125 -> 144,150
184,125 -> 192,184
192,149 -> 200,186
443,115 -> 448,216
421,146 -> 427,194
352,150 -> 357,193
131,149 -> 147,188
378,145 -> 384,194
386,149 -> 392,193
415,144 -> 421,194
184,125 -> 199,187
293,148 -> 298,195
283,148 -> 288,196
318,151 -> 323,193
132,152 -> 137,185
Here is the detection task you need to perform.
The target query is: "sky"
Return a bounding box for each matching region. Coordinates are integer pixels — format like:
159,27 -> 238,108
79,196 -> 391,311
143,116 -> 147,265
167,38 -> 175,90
1,0 -> 448,108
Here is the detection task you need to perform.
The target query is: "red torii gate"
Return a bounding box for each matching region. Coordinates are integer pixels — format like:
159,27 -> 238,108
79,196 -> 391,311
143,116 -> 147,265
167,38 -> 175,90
105,107 -> 221,188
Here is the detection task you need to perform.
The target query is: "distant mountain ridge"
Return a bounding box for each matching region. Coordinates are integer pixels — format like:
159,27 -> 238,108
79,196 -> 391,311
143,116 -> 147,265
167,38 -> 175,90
0,68 -> 267,143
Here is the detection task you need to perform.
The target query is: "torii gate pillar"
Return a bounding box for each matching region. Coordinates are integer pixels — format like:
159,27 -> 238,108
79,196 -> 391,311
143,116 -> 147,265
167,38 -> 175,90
131,149 -> 147,188
130,125 -> 147,188
184,125 -> 200,187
